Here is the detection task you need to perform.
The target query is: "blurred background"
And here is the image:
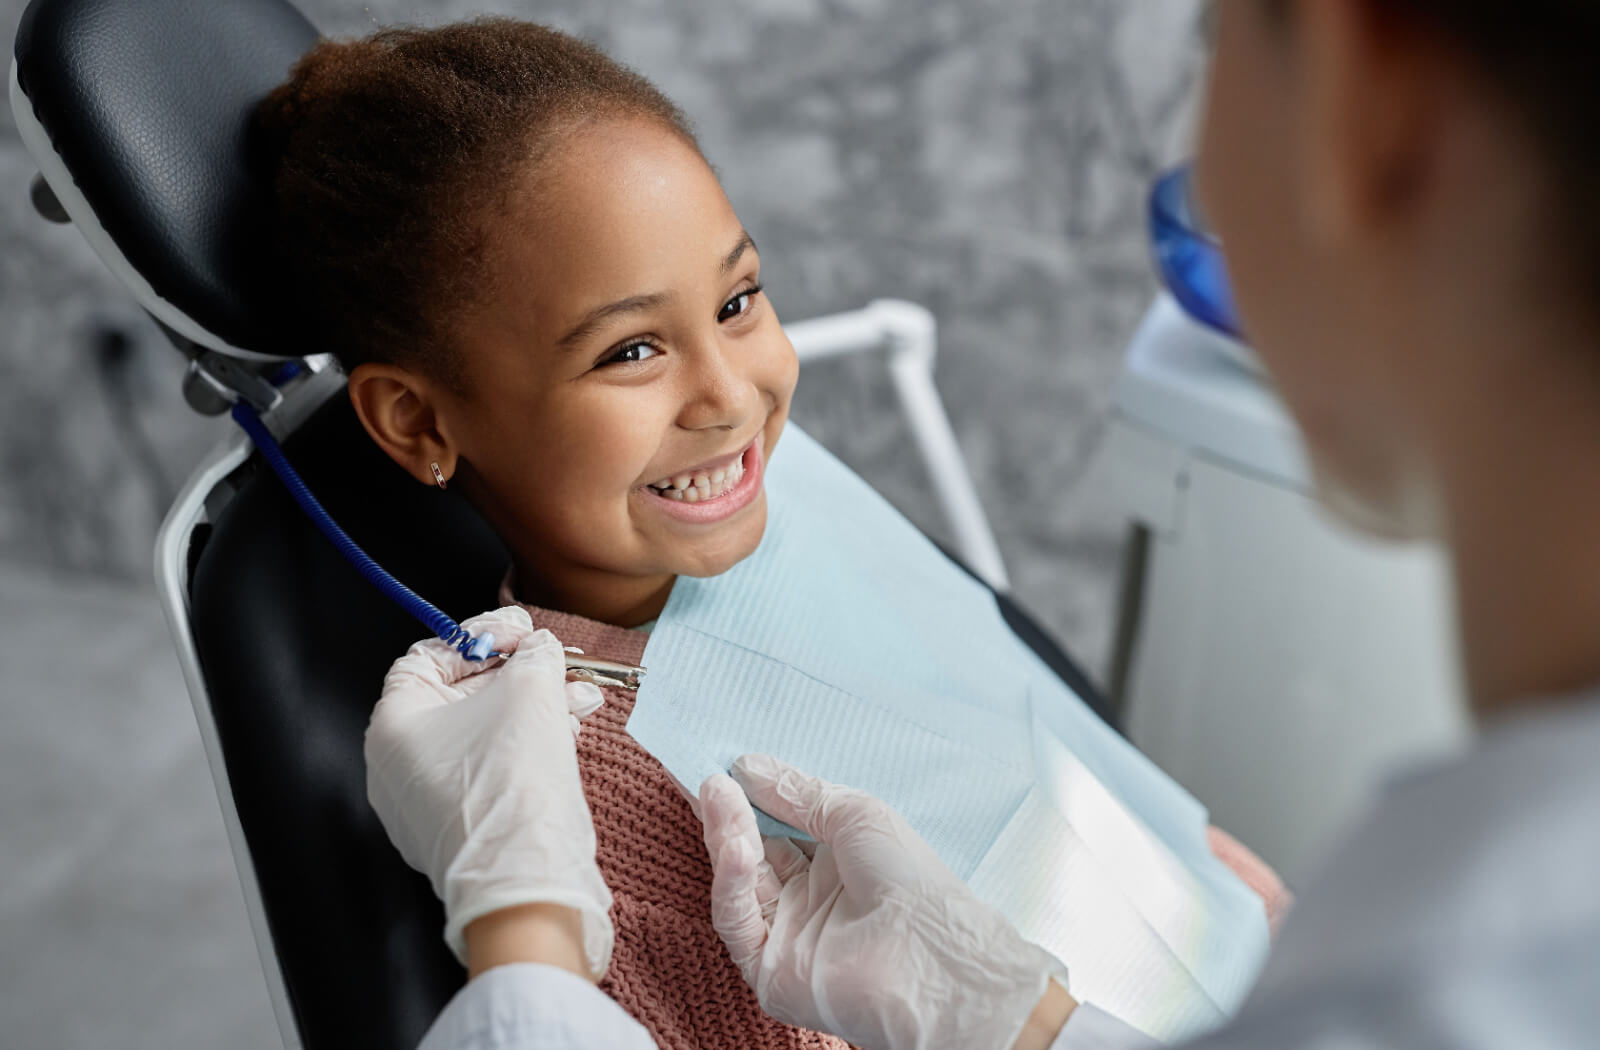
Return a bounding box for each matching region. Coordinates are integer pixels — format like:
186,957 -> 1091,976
0,0 -> 1204,1045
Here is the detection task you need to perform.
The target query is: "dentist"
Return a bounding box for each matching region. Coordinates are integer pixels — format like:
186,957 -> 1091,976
368,0 -> 1600,1047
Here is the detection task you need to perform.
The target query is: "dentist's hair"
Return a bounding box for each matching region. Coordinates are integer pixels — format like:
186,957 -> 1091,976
253,18 -> 697,387
1380,2 -> 1596,176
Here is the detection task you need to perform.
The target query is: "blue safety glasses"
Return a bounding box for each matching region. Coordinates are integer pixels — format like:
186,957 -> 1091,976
1149,164 -> 1245,341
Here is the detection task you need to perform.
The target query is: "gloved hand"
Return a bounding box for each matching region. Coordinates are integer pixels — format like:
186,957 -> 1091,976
366,606 -> 612,977
700,754 -> 1070,1050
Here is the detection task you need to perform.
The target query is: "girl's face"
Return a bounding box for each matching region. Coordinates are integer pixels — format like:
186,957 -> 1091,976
355,117 -> 797,624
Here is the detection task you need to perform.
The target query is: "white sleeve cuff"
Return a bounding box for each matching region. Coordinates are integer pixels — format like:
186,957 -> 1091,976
417,964 -> 656,1050
1050,1002 -> 1166,1050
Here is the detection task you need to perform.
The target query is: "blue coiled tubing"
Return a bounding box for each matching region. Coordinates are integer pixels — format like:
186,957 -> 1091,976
231,396 -> 498,662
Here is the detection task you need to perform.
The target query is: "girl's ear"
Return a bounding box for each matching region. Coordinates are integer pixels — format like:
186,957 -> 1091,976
347,362 -> 460,488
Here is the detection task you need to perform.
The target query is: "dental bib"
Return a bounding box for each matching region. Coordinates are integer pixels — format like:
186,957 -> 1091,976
630,426 -> 1270,1041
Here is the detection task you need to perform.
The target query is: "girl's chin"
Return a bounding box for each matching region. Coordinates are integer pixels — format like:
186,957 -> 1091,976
662,501 -> 769,579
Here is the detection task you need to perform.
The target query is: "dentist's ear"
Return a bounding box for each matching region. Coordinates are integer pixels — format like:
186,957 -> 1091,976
1294,0 -> 1446,245
347,362 -> 461,489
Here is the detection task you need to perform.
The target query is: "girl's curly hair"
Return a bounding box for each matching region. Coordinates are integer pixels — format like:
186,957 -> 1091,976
254,18 -> 697,385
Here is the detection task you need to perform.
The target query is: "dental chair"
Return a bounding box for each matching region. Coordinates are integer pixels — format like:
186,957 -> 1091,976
11,0 -> 1111,1046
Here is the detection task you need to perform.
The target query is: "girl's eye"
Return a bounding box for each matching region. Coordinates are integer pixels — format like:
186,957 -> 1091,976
718,285 -> 763,322
604,341 -> 660,366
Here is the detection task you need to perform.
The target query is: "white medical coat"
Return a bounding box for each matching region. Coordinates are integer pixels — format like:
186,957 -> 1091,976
418,694 -> 1600,1050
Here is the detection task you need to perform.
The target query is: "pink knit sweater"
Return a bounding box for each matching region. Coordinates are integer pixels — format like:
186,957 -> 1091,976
502,586 -> 850,1050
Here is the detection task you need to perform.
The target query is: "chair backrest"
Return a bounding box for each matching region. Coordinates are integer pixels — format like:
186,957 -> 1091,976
12,0 -> 315,358
189,392 -> 501,1048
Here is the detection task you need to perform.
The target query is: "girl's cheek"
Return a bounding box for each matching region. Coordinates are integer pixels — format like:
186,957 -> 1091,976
584,407 -> 669,489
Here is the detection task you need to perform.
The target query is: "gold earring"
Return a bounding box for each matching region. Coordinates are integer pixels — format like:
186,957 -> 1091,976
430,462 -> 447,490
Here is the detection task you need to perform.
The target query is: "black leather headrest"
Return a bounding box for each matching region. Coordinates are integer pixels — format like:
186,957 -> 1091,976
190,394 -> 510,1048
13,0 -> 317,355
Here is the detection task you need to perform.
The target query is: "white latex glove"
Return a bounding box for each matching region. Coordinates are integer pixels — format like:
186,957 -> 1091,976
701,754 -> 1068,1050
366,606 -> 612,977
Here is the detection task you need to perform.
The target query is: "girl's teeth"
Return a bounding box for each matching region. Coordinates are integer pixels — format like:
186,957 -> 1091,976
650,451 -> 748,502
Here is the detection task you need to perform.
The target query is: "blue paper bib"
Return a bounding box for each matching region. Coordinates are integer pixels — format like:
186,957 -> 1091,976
631,425 -> 1269,1040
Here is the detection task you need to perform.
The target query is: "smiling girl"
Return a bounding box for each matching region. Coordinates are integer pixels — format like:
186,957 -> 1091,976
257,19 -> 813,1050
256,16 -> 1285,1050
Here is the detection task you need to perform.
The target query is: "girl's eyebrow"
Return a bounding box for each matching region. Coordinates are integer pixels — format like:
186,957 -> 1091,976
558,231 -> 759,349
721,231 -> 757,275
559,291 -> 673,348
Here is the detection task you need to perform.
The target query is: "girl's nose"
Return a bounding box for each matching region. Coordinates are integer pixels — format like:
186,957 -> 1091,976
677,337 -> 758,432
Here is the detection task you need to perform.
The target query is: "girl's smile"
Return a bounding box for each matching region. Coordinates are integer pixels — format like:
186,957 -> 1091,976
640,430 -> 766,524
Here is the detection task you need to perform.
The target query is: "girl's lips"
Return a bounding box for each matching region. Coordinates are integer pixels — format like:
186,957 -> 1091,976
641,434 -> 765,525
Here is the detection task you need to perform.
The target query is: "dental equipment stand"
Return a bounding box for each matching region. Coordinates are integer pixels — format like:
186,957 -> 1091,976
785,299 -> 1009,591
1106,294 -> 1472,881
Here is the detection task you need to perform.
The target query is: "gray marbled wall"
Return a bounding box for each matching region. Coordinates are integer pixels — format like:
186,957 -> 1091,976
0,0 -> 1204,676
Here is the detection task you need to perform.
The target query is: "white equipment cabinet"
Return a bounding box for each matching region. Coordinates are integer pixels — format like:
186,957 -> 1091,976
1106,295 -> 1471,880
